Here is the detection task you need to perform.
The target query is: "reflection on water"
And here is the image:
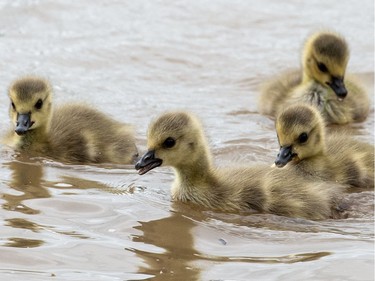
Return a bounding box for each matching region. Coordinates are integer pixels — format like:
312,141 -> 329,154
130,203 -> 337,281
4,238 -> 44,248
3,156 -> 48,214
131,206 -> 201,281
5,218 -> 43,232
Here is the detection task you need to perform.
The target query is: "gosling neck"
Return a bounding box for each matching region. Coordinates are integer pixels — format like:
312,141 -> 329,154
297,142 -> 327,168
177,155 -> 213,181
172,149 -> 215,197
301,58 -> 315,85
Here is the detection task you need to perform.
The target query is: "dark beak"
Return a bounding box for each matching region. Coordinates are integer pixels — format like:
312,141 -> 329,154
15,113 -> 32,135
135,150 -> 162,175
327,77 -> 347,99
275,145 -> 295,168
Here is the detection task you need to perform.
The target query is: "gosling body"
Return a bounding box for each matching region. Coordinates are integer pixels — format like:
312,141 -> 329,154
259,31 -> 369,124
3,76 -> 138,164
136,111 -> 346,220
275,104 -> 374,188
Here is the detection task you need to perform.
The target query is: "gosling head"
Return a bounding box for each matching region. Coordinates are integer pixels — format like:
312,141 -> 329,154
8,77 -> 53,136
302,31 -> 349,99
274,104 -> 326,167
135,111 -> 209,175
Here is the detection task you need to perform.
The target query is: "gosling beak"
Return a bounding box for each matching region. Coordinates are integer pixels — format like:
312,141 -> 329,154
135,150 -> 162,175
15,113 -> 33,135
327,77 -> 347,99
275,145 -> 295,168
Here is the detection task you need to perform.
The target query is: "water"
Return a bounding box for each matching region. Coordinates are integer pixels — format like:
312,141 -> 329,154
0,0 -> 374,280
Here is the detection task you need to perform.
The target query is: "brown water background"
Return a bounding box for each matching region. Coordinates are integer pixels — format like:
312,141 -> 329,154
0,1 -> 374,280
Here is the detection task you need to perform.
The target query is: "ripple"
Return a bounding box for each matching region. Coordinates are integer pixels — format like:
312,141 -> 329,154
195,251 -> 331,264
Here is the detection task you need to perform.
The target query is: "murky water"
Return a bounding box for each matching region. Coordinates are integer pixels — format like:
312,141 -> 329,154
0,0 -> 374,280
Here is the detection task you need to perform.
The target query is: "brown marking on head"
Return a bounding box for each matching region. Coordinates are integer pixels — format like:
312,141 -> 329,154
278,104 -> 315,132
275,104 -> 326,161
148,111 -> 191,146
8,76 -> 53,132
313,33 -> 348,63
276,104 -> 318,141
302,31 -> 349,87
145,111 -> 211,169
9,76 -> 50,101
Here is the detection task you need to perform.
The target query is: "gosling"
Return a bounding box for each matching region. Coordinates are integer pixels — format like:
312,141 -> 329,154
275,104 -> 374,189
3,76 -> 138,164
135,111 -> 346,220
259,31 -> 369,124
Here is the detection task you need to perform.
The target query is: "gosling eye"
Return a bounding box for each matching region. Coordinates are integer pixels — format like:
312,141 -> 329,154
298,132 -> 308,144
163,137 -> 176,149
317,62 -> 328,73
11,101 -> 16,110
35,99 -> 43,110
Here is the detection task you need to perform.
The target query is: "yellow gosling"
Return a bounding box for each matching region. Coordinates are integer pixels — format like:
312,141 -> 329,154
275,104 -> 374,188
135,111 -> 347,220
3,76 -> 138,164
259,31 -> 369,124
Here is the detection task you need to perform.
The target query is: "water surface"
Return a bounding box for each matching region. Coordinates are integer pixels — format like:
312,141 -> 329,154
0,1 -> 374,280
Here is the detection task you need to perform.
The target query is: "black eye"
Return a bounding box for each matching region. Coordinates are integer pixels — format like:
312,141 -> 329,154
298,133 -> 308,144
163,137 -> 176,148
317,62 -> 328,73
35,99 -> 43,109
11,102 -> 16,110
